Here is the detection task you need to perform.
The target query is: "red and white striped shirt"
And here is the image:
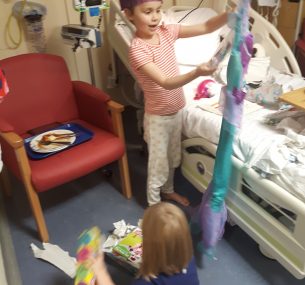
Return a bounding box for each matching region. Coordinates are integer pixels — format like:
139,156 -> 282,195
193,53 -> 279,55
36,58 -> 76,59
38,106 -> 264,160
129,24 -> 185,115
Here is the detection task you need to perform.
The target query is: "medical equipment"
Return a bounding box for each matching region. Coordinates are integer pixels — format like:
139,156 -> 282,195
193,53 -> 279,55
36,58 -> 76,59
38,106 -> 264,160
61,0 -> 104,52
61,0 -> 108,85
11,1 -> 47,52
61,24 -> 102,51
74,0 -> 109,11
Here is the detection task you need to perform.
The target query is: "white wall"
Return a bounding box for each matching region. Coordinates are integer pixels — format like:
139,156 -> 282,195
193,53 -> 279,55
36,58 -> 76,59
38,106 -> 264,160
0,0 -> 113,90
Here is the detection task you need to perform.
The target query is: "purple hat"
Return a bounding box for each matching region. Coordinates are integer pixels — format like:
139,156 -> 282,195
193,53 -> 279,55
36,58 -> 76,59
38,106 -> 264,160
119,0 -> 162,10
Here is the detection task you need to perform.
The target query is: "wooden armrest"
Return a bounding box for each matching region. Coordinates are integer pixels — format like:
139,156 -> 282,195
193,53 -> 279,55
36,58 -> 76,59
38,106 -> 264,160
107,100 -> 125,113
107,100 -> 126,140
0,131 -> 31,184
0,131 -> 24,149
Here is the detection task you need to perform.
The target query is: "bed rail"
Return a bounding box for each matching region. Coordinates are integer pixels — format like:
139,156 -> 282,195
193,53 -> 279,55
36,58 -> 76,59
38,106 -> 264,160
249,8 -> 301,75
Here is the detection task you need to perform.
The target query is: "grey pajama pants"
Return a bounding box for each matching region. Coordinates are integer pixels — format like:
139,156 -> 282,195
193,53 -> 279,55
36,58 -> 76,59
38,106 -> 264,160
143,110 -> 182,206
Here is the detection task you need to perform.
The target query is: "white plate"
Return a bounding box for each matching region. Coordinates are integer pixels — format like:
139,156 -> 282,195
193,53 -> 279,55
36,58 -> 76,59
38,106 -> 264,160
30,129 -> 76,153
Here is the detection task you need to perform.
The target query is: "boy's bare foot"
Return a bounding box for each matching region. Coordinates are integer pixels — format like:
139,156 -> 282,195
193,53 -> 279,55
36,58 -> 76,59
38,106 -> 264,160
161,192 -> 190,207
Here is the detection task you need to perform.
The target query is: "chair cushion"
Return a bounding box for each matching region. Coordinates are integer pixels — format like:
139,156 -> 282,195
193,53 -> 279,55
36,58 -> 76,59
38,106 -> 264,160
29,120 -> 125,192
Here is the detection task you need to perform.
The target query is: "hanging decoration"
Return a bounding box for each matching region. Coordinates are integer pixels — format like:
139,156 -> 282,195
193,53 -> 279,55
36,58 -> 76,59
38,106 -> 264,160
194,0 -> 254,257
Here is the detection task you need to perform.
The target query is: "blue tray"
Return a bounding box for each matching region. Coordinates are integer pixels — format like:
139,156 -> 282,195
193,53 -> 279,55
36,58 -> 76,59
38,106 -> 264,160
24,123 -> 93,160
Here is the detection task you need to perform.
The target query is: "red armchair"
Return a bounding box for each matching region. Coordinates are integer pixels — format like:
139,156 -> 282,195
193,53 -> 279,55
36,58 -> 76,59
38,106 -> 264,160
0,53 -> 132,242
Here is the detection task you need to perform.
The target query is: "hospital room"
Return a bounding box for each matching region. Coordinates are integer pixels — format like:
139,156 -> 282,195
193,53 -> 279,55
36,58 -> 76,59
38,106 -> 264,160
1,0 -> 305,284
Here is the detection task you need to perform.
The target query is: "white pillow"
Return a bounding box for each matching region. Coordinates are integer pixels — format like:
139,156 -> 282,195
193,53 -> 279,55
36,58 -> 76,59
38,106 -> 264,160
163,8 -> 222,65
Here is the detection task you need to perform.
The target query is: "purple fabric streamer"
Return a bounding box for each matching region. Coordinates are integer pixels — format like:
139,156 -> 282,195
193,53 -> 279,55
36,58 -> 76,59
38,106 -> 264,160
240,33 -> 254,74
219,86 -> 245,127
198,184 -> 227,253
223,88 -> 245,126
232,87 -> 246,104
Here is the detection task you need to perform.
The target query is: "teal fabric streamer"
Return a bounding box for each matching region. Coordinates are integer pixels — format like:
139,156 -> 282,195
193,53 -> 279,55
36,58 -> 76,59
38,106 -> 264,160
196,0 -> 253,255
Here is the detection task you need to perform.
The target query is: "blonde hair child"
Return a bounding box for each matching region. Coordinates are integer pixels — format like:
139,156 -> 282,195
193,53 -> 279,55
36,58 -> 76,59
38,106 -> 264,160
91,202 -> 199,285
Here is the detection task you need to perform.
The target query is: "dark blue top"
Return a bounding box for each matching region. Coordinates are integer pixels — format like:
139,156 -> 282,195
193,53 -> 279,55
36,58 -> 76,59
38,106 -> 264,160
132,257 -> 200,285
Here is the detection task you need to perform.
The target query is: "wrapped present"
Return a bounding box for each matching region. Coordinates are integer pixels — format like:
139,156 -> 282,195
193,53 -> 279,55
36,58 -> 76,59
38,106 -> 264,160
112,228 -> 142,265
102,220 -> 142,274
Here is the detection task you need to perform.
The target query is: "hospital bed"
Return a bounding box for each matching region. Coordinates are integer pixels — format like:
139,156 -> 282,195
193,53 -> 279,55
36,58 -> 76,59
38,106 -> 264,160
106,0 -> 305,279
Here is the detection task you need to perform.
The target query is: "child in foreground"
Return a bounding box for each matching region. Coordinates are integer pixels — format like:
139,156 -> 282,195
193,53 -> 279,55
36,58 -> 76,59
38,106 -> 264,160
91,202 -> 199,285
120,0 -> 234,207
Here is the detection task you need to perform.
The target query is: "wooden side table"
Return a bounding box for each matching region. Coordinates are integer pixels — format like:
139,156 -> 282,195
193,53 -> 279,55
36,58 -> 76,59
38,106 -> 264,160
279,87 -> 305,111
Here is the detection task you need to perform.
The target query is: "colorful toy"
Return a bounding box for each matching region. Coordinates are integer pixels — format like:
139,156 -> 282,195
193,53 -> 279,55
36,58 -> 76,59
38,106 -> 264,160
192,0 -> 253,257
74,226 -> 101,285
194,79 -> 218,100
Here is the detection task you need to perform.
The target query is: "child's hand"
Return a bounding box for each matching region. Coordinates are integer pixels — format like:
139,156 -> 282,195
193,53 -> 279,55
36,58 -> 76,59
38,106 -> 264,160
196,63 -> 217,77
90,252 -> 106,275
90,252 -> 116,285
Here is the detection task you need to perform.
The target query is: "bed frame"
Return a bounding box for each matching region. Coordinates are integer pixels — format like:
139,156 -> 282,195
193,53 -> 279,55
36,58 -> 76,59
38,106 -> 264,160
106,0 -> 305,279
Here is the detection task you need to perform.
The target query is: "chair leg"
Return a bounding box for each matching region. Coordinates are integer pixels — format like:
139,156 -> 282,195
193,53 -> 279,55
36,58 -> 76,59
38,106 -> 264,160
0,165 -> 49,241
24,183 -> 49,242
0,165 -> 12,197
118,152 -> 132,199
12,145 -> 49,242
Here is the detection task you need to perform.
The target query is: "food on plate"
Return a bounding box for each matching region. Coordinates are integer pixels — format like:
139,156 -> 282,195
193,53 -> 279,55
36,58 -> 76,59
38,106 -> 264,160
37,132 -> 75,149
